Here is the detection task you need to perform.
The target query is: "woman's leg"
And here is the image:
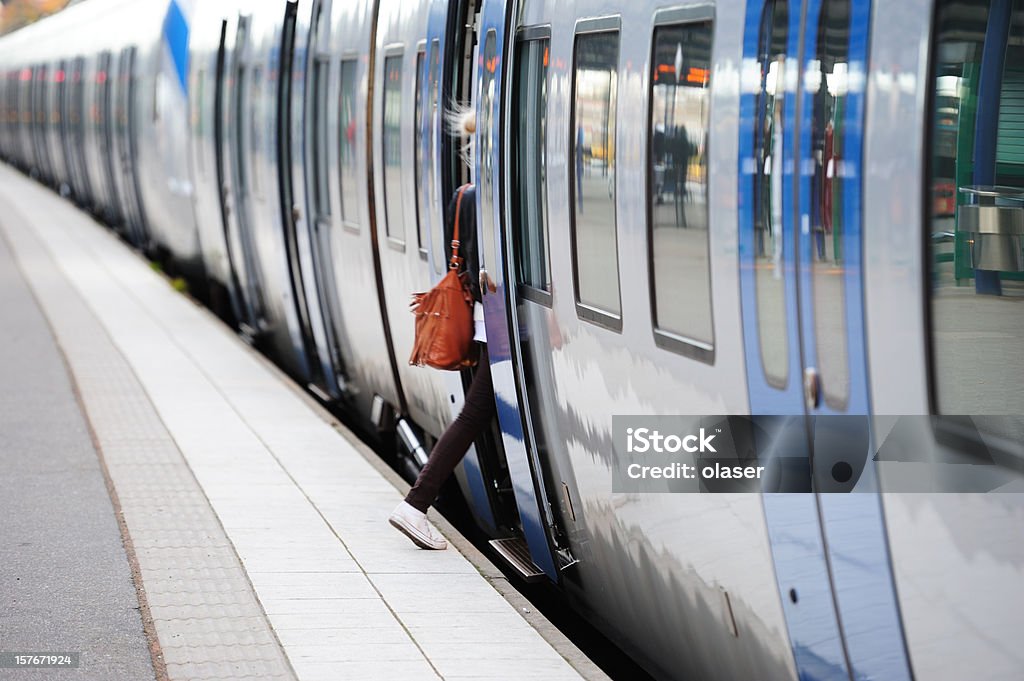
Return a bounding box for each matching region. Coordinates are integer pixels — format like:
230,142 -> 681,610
404,362 -> 495,513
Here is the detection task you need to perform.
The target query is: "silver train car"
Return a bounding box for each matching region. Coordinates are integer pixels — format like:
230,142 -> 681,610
2,0 -> 1023,680
0,0 -> 198,269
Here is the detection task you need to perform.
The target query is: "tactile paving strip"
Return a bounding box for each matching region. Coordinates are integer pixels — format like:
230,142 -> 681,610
0,200 -> 297,681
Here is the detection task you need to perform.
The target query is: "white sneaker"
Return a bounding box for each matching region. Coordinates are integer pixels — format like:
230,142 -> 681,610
389,501 -> 448,550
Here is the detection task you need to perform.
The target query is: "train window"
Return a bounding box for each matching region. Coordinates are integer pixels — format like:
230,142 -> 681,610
312,56 -> 331,218
427,40 -> 443,273
512,31 -> 551,299
753,0 -> 790,385
338,58 -> 358,228
571,27 -> 622,327
809,0 -> 851,409
928,0 -> 1024,418
415,48 -> 427,256
648,17 -> 714,357
382,52 -> 405,246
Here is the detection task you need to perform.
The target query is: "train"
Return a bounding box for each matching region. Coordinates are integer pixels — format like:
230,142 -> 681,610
2,0 -> 1023,679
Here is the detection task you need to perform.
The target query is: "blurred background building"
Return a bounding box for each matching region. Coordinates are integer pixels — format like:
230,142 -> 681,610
0,0 -> 72,36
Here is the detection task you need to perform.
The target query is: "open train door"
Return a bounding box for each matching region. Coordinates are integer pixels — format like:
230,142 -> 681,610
476,0 -> 569,582
417,0 -> 500,535
738,0 -> 913,679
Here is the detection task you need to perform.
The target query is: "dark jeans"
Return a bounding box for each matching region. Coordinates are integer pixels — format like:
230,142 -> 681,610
405,356 -> 495,513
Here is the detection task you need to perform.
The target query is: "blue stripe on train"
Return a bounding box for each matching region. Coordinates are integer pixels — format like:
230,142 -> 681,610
162,0 -> 189,93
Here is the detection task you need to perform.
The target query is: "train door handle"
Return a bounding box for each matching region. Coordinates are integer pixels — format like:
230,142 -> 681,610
803,367 -> 821,409
292,205 -> 302,223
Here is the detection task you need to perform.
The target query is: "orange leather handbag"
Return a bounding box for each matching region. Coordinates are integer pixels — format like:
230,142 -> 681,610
408,185 -> 477,370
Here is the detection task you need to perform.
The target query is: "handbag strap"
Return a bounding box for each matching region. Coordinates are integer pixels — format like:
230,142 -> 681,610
449,184 -> 469,270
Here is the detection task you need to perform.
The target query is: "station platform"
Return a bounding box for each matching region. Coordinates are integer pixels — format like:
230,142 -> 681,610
0,163 -> 604,681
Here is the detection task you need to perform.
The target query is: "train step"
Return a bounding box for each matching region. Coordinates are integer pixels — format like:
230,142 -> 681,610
489,537 -> 546,582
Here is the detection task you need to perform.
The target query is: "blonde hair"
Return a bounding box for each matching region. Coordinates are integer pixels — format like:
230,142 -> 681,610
446,102 -> 476,167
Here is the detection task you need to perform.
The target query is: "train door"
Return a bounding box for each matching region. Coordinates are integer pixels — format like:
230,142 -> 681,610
109,53 -> 129,234
70,58 -> 92,205
17,67 -> 34,171
474,0 -> 561,580
300,0 -> 350,399
115,47 -> 147,247
22,67 -> 37,172
28,66 -> 40,178
55,60 -> 71,193
219,13 -> 269,339
32,66 -> 53,183
188,9 -> 245,324
280,0 -> 346,400
112,48 -> 141,246
370,0 -> 442,436
93,51 -> 119,223
48,64 -> 65,188
321,0 -> 405,426
415,0 -> 505,536
275,0 -> 325,389
871,2 -> 1024,678
46,64 -> 64,188
101,52 -> 126,226
739,1 -> 912,680
58,59 -> 80,200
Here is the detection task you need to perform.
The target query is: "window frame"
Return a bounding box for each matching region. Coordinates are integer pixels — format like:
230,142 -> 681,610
569,16 -> 624,333
512,25 -> 553,308
645,5 -> 717,364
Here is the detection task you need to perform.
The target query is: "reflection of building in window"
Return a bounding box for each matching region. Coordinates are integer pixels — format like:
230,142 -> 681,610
647,21 -> 714,352
752,0 -> 790,388
929,0 -> 1024,425
512,35 -> 550,294
809,0 -> 852,410
571,30 -> 620,319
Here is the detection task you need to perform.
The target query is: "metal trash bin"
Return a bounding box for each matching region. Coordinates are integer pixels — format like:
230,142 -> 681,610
958,185 -> 1024,272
